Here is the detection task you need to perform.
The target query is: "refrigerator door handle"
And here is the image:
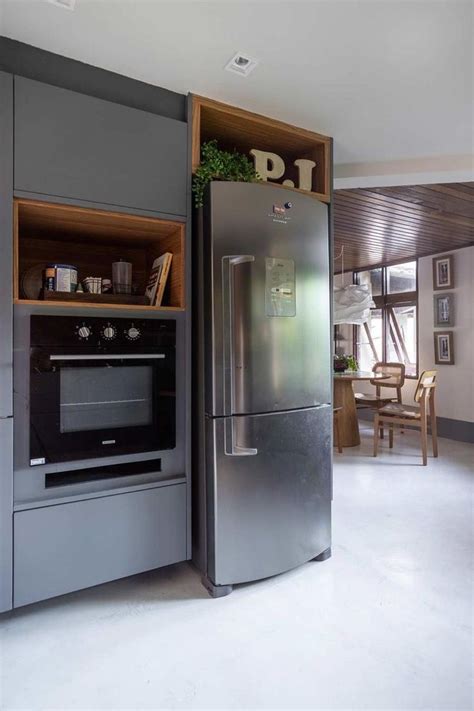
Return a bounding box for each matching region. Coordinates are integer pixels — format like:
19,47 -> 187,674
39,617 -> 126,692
222,255 -> 255,416
224,418 -> 258,457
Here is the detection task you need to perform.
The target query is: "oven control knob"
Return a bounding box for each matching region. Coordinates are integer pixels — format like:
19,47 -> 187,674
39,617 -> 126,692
78,325 -> 91,340
126,326 -> 141,341
101,325 -> 117,341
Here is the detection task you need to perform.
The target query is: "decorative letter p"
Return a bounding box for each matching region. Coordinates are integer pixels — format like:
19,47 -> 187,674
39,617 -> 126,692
249,149 -> 285,182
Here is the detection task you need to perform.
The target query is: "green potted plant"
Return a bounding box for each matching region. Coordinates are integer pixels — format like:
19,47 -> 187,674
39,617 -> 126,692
333,355 -> 349,373
192,140 -> 260,208
333,354 -> 358,373
346,355 -> 358,372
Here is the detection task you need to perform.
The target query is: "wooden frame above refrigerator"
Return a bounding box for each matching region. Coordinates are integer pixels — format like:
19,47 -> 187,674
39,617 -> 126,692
191,94 -> 332,204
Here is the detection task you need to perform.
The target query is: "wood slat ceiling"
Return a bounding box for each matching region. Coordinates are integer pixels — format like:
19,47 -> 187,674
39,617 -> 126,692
333,182 -> 474,272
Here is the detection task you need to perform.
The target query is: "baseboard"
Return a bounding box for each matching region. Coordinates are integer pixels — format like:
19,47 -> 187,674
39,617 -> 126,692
357,409 -> 473,444
435,417 -> 474,444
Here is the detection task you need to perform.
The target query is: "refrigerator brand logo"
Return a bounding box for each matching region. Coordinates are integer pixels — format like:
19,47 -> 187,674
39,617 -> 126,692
270,202 -> 292,223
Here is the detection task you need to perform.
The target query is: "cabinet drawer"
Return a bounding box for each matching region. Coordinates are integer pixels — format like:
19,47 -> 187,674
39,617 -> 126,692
15,77 -> 187,216
14,484 -> 186,607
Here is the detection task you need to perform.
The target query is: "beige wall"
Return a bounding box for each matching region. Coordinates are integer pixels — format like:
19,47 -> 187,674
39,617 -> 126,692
416,246 -> 473,422
335,246 -> 474,423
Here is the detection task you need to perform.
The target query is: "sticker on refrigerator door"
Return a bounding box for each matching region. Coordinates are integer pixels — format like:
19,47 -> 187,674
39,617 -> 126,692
268,202 -> 292,224
265,258 -> 296,317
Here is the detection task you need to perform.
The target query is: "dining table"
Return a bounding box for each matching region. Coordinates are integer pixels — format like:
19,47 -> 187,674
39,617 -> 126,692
333,371 -> 391,447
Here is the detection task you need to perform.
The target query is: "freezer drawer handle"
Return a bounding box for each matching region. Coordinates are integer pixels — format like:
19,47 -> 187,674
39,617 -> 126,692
222,254 -> 255,416
224,418 -> 258,456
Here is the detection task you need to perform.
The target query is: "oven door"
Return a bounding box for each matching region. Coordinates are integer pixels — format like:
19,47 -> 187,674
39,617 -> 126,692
30,350 -> 175,465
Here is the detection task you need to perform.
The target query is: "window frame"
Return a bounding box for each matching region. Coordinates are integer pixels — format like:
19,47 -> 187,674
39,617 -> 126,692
352,259 -> 419,379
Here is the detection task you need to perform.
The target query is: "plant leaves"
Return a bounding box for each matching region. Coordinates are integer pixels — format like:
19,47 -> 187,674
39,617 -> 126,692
193,140 -> 260,207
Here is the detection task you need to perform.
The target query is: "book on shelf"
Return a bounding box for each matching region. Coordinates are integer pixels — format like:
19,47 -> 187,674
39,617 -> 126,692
145,252 -> 173,306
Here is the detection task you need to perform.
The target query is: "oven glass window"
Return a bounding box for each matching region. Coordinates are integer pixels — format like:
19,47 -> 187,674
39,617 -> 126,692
60,365 -> 153,433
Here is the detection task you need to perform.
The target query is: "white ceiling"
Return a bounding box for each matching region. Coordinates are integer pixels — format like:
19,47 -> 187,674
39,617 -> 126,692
1,0 -> 472,172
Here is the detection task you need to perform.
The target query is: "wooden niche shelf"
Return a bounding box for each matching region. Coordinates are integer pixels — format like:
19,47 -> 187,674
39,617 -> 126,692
192,95 -> 332,203
14,199 -> 185,311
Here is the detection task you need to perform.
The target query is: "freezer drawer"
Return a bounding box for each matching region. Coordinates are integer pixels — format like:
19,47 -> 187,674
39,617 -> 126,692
13,483 -> 186,607
207,406 -> 331,586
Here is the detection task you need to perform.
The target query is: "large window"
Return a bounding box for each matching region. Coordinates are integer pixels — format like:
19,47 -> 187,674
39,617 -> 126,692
354,261 -> 418,377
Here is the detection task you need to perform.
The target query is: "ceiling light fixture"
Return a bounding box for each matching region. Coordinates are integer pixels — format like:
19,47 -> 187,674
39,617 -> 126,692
47,0 -> 76,10
225,52 -> 258,77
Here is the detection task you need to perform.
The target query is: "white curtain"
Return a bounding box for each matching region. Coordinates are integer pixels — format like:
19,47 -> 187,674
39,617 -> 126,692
333,283 -> 375,325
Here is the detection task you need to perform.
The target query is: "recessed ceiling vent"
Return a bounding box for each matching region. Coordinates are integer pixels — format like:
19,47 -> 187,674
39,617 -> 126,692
225,52 -> 258,77
47,0 -> 76,10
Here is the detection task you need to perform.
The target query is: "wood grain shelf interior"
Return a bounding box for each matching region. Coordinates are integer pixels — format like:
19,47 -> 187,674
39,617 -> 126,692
14,199 -> 185,310
192,95 -> 331,202
333,182 -> 474,271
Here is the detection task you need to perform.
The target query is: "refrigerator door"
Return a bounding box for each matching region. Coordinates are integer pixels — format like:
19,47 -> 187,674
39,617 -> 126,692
206,405 -> 332,586
204,181 -> 330,418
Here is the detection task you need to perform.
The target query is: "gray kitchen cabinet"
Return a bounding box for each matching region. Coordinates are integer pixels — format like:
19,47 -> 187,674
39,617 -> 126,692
0,418 -> 13,612
14,76 -> 187,216
0,71 -> 13,418
0,71 -> 13,613
14,483 -> 187,607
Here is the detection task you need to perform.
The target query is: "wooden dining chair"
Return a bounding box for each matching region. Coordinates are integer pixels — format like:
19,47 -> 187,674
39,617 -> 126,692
373,370 -> 438,466
355,362 -> 405,439
333,407 -> 343,454
355,362 -> 405,409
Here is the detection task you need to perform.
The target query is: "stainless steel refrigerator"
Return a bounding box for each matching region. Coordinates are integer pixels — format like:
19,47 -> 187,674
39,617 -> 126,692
193,181 -> 332,597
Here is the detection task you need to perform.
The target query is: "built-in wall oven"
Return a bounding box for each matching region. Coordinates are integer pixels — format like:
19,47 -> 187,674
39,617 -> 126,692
29,315 -> 176,466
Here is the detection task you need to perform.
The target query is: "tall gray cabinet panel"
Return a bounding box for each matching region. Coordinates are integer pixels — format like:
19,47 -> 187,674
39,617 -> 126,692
14,76 -> 188,216
0,419 -> 13,612
0,71 -> 13,613
0,72 -> 13,418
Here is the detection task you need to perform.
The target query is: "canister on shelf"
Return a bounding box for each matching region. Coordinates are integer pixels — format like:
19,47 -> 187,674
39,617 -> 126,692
53,264 -> 78,293
44,265 -> 56,292
83,276 -> 102,294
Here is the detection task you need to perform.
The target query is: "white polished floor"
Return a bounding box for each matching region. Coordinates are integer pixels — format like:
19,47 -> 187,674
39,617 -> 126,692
1,425 -> 473,710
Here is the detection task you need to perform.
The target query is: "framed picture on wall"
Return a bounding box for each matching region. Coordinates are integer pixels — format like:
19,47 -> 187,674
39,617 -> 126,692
432,254 -> 454,290
433,293 -> 454,327
434,331 -> 454,365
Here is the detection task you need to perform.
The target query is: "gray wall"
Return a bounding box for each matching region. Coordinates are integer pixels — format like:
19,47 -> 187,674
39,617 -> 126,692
0,36 -> 186,122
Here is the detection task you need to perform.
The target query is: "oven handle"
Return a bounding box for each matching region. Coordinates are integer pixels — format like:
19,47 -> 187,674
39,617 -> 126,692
49,354 -> 166,361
